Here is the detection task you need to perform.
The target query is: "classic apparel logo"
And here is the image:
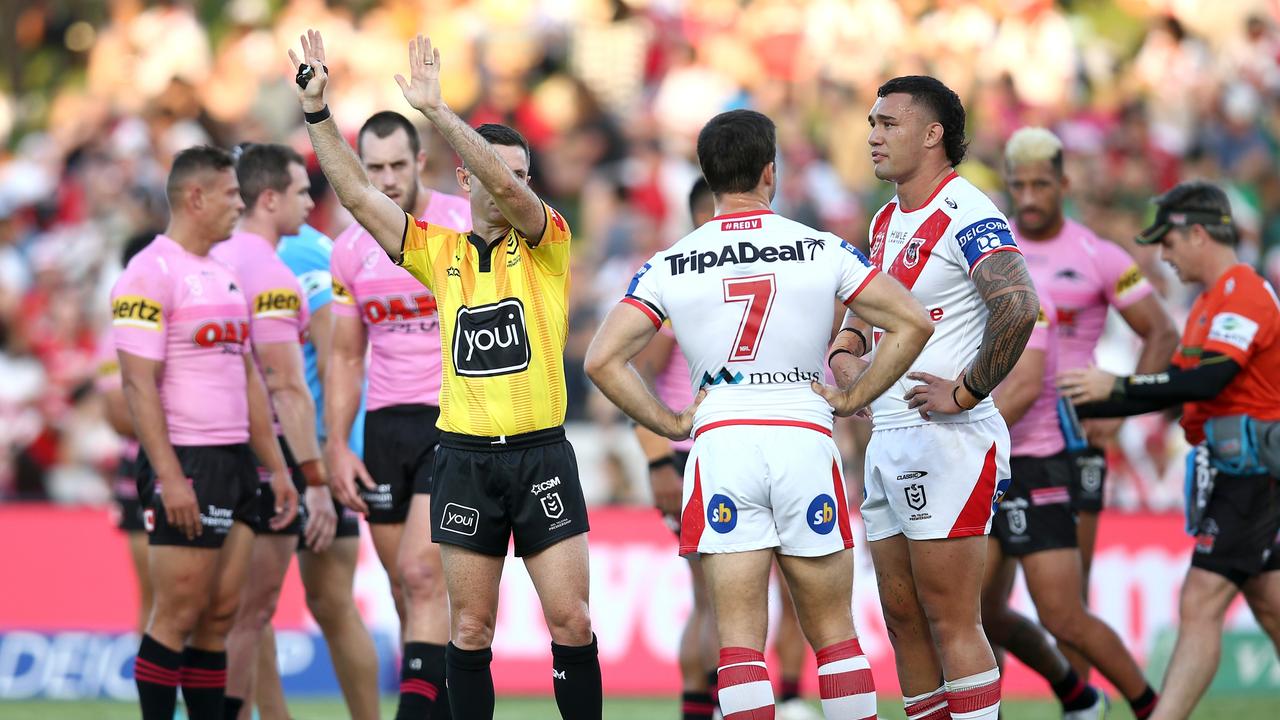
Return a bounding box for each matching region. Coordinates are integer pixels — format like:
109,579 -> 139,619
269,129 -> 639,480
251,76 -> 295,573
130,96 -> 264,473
452,298 -> 531,377
440,503 -> 479,536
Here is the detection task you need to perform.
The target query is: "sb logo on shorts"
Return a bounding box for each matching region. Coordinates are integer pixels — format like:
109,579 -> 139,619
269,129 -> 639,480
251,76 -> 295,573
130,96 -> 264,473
707,494 -> 737,533
807,495 -> 837,535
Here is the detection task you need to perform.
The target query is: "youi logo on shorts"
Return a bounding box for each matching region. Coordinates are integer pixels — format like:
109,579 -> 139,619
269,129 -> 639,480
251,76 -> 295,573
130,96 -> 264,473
707,493 -> 737,533
441,503 -> 479,536
452,298 -> 531,377
807,494 -> 837,535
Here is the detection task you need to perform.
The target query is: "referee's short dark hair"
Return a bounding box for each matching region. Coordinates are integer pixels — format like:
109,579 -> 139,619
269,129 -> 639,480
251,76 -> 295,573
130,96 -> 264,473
358,111 -> 421,157
697,110 -> 777,195
476,123 -> 531,165
166,145 -> 235,205
878,75 -> 969,167
234,143 -> 306,210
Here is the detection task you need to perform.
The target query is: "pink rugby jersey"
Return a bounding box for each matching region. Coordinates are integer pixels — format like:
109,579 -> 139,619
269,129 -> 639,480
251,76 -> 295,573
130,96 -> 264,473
211,231 -> 311,434
330,191 -> 470,412
1018,219 -> 1153,371
1007,268 -> 1062,458
653,323 -> 695,453
110,235 -> 251,445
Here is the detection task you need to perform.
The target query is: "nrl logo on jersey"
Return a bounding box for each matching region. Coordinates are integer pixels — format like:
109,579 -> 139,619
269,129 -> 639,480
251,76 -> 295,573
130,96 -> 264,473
666,240 -> 819,276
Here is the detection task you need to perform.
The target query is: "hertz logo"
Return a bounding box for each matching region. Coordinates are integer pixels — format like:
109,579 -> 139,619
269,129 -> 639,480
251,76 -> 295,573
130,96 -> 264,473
332,278 -> 354,305
1115,266 -> 1144,296
112,295 -> 163,331
254,289 -> 301,318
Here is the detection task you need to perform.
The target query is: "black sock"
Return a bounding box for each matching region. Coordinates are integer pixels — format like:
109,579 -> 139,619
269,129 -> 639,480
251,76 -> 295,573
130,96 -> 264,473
1129,686 -> 1158,719
223,696 -> 244,720
706,670 -> 719,707
1050,668 -> 1098,712
396,642 -> 449,720
681,690 -> 715,720
446,643 -> 494,720
135,634 -> 182,720
779,677 -> 801,702
180,646 -> 227,720
550,634 -> 602,720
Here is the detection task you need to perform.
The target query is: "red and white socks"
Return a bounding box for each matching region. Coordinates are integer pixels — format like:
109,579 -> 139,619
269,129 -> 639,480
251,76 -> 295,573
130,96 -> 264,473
815,638 -> 876,719
717,647 -> 775,719
945,668 -> 1001,720
904,686 -> 949,720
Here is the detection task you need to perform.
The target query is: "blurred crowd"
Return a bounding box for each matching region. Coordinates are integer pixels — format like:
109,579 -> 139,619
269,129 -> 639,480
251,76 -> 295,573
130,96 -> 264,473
2,0 -> 1279,510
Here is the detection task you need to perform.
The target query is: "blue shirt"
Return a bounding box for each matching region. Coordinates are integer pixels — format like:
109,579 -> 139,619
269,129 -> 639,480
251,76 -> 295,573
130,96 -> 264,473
278,224 -> 366,457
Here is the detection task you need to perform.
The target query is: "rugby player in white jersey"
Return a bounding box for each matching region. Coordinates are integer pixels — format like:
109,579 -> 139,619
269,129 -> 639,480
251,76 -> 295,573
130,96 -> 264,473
827,76 -> 1040,720
588,108 -> 934,720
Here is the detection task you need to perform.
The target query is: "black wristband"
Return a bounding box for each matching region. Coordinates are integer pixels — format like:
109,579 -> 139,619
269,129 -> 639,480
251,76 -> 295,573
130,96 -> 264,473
839,327 -> 869,354
828,348 -> 855,365
962,373 -> 989,401
303,106 -> 331,124
952,385 -> 975,411
648,456 -> 677,471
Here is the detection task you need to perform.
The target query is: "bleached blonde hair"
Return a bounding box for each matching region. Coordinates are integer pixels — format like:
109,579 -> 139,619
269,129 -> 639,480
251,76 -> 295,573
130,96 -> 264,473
1004,127 -> 1064,173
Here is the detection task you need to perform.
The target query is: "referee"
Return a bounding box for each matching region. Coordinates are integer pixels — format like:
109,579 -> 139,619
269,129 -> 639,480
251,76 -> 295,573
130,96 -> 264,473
288,30 -> 600,720
1059,180 -> 1280,720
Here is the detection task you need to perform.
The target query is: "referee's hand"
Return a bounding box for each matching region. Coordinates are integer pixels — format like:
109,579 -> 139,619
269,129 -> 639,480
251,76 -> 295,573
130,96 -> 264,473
287,29 -> 329,111
267,468 -> 299,531
159,474 -> 201,541
395,34 -> 443,115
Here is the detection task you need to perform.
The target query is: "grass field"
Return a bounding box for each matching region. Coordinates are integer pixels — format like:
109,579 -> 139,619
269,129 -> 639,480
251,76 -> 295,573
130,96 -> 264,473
2,697 -> 1277,719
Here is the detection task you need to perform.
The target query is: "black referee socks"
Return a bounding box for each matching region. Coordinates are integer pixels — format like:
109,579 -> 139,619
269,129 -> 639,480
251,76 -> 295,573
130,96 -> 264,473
446,643 -> 495,719
551,634 -> 602,720
135,634 -> 182,720
396,642 -> 450,719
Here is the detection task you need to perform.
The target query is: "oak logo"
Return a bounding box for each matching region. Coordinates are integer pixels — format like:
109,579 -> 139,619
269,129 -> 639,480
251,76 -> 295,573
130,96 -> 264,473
193,320 -> 249,349
363,293 -> 437,325
452,298 -> 530,377
253,289 -> 301,318
112,295 -> 163,331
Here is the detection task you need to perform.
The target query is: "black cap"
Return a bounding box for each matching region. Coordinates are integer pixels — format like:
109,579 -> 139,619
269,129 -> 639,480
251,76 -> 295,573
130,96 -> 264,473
1136,180 -> 1234,245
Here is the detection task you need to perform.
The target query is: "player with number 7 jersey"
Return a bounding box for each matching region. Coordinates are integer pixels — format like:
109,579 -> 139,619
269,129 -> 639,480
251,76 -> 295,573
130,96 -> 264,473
588,109 -> 933,720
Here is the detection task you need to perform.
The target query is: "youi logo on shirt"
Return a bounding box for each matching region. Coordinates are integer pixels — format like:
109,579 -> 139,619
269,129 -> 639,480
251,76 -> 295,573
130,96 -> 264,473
452,298 -> 531,376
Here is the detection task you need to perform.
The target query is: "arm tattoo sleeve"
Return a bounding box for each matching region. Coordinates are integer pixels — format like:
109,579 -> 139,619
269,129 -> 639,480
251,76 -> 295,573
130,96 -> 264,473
965,251 -> 1040,397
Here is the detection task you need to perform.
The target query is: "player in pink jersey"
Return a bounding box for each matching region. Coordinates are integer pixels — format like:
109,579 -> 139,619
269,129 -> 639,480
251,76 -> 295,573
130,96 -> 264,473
1004,127 -> 1177,698
212,144 -> 378,720
96,236 -> 156,635
325,111 -> 470,719
826,76 -> 1040,720
590,109 -> 934,720
113,146 -> 297,720
980,270 -> 1153,719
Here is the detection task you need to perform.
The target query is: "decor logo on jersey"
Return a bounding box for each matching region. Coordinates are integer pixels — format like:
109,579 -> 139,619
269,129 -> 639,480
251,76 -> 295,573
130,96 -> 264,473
666,240 -> 813,276
452,298 -> 530,376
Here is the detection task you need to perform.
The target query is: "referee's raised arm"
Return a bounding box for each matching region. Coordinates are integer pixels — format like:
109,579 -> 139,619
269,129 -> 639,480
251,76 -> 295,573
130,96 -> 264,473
287,30 -> 407,259
395,34 -> 547,241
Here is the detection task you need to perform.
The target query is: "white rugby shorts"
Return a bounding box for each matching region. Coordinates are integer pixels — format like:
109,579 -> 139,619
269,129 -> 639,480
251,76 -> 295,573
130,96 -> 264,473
679,421 -> 854,557
862,414 -> 1012,542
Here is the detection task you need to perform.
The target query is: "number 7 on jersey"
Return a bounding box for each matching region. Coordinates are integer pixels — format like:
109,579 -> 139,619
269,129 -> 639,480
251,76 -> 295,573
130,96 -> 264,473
723,274 -> 776,362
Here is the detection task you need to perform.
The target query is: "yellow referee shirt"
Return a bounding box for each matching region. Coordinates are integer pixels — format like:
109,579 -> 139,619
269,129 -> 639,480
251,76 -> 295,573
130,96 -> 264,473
398,203 -> 571,436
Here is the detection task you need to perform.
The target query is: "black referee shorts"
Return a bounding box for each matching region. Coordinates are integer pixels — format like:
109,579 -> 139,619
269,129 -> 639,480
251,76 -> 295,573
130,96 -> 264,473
136,444 -> 258,549
992,452 -> 1078,557
1191,471 -> 1280,586
362,404 -> 442,524
431,426 -> 589,557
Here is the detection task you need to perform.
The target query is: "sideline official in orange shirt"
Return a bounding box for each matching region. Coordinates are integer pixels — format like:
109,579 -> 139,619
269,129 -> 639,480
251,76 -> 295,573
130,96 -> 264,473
1057,180 -> 1280,720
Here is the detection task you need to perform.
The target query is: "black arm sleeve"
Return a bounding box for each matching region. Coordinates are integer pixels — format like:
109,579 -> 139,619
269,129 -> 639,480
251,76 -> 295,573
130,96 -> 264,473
1119,353 -> 1240,402
1076,352 -> 1241,419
